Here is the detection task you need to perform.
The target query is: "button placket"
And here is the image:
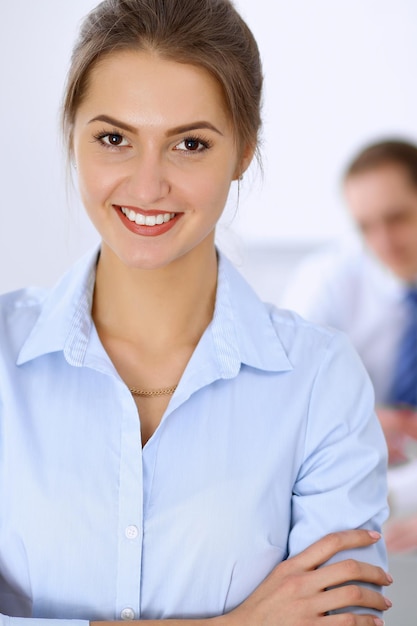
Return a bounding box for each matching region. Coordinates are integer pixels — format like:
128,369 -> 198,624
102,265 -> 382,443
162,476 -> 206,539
115,399 -> 144,620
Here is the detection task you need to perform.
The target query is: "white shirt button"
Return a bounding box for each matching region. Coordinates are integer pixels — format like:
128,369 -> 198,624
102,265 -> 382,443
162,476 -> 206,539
120,608 -> 135,620
125,525 -> 138,539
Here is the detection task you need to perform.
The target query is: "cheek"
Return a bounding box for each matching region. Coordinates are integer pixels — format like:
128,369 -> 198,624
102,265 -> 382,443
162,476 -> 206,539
197,181 -> 232,222
188,163 -> 235,210
77,160 -> 117,206
392,223 -> 415,247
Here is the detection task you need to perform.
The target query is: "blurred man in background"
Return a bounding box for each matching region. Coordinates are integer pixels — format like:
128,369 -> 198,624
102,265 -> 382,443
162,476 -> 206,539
282,138 -> 417,552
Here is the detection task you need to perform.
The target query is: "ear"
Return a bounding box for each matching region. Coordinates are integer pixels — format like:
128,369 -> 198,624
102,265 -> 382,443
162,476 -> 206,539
233,142 -> 256,180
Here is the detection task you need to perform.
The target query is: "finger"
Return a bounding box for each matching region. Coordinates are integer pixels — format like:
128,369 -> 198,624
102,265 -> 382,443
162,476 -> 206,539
321,614 -> 385,626
316,583 -> 391,614
286,530 -> 382,572
312,559 -> 392,590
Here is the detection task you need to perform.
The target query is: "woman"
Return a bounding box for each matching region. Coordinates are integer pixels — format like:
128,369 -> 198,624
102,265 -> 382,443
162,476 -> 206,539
0,1 -> 390,624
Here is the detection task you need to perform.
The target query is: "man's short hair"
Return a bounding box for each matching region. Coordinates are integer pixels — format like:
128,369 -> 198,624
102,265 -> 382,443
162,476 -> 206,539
344,139 -> 417,187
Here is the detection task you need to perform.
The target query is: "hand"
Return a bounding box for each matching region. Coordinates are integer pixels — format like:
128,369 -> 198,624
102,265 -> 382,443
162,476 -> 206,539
385,515 -> 417,553
225,530 -> 392,626
400,409 -> 417,440
377,406 -> 415,464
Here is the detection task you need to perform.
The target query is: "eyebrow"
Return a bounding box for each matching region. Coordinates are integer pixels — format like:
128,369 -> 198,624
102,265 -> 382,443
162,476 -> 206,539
88,115 -> 223,137
167,122 -> 223,137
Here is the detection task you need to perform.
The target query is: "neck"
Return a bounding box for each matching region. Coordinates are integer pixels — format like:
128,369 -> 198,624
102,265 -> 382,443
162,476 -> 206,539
92,242 -> 218,353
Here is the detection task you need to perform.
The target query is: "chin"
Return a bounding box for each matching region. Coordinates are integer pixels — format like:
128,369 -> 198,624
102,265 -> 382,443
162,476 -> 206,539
390,264 -> 417,282
124,255 -> 172,272
106,246 -> 169,272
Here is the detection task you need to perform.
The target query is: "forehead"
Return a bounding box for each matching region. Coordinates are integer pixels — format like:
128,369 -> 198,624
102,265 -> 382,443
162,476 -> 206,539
345,164 -> 417,219
76,49 -> 232,130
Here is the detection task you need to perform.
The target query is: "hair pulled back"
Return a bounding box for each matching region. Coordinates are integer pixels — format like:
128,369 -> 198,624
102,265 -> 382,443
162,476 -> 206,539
62,0 -> 263,159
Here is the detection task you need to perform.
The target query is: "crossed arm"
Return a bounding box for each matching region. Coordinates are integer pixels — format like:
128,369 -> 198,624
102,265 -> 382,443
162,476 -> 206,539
93,530 -> 392,626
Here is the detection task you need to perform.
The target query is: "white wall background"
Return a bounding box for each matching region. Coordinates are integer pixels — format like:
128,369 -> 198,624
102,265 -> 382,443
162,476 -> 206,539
1,0 -> 417,293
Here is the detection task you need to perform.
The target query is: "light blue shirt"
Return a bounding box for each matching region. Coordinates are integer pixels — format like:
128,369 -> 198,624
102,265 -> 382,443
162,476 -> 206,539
0,249 -> 388,626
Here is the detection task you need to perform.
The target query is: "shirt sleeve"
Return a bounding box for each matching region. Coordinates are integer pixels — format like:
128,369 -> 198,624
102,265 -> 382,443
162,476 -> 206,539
289,330 -> 389,613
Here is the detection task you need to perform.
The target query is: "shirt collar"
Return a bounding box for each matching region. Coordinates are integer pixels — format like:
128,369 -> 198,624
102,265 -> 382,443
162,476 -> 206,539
17,248 -> 292,376
211,253 -> 292,376
16,247 -> 99,366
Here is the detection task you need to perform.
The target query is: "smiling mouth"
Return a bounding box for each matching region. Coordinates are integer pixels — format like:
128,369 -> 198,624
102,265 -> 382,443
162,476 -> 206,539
120,206 -> 176,227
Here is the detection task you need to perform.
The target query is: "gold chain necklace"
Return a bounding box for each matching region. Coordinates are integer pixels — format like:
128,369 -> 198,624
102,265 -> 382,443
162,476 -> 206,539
129,384 -> 178,397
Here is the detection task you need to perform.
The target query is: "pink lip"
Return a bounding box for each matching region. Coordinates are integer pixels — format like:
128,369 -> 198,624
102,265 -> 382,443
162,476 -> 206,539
114,205 -> 181,237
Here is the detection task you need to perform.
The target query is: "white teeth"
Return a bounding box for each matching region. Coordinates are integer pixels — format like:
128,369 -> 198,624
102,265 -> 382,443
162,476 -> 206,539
121,207 -> 176,226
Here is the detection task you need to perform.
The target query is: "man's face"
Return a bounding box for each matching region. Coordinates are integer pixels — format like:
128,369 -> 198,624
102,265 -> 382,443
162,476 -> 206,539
344,163 -> 417,281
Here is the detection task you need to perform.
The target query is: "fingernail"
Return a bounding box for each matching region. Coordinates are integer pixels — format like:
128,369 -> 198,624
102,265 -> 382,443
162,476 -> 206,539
368,530 -> 381,540
384,597 -> 393,608
386,572 -> 394,584
373,619 -> 384,626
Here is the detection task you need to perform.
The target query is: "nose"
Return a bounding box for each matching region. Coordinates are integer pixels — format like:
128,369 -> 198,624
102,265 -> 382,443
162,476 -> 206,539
124,148 -> 170,206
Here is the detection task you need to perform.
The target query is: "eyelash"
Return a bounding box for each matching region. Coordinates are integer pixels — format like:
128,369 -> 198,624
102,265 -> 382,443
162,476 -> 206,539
174,135 -> 212,153
93,130 -> 129,149
92,130 -> 213,153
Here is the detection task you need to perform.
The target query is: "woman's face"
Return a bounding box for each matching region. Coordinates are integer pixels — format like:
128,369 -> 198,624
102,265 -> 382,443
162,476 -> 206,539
72,49 -> 251,271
